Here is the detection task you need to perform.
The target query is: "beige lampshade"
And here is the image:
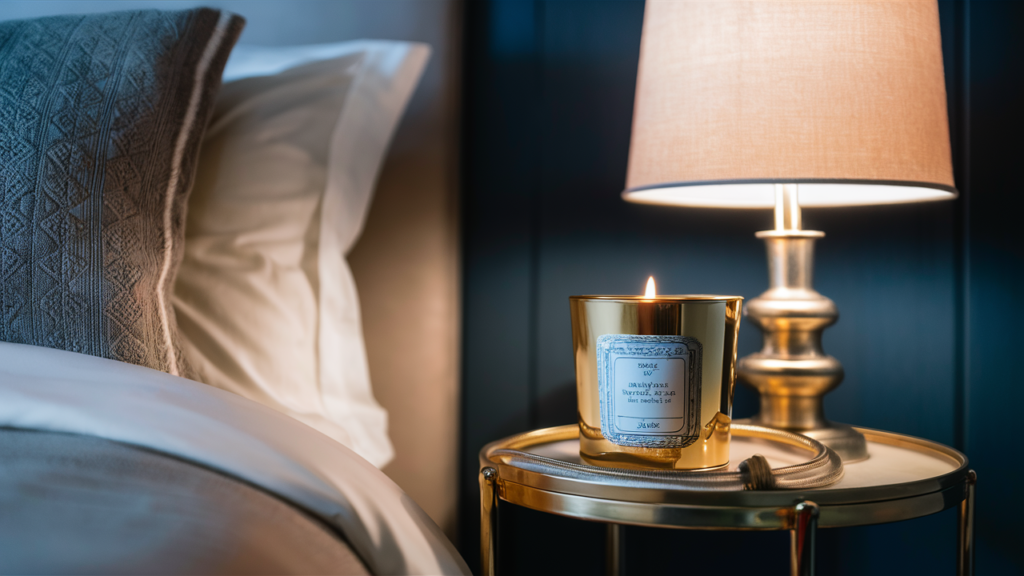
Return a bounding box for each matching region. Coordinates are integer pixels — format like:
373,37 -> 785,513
624,0 -> 956,208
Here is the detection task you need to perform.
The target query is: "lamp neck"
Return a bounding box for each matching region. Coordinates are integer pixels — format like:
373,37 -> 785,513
763,236 -> 817,291
755,184 -> 824,290
774,183 -> 802,231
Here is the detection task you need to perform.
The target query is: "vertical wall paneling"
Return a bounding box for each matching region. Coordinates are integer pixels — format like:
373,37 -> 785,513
458,0 -> 543,565
942,0 -> 971,456
965,2 -> 1024,574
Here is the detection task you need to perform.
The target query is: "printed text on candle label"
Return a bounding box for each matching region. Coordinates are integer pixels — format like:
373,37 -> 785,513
596,335 -> 702,448
614,357 -> 686,432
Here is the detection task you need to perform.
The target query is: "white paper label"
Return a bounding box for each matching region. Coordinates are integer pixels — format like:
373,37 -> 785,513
596,335 -> 702,448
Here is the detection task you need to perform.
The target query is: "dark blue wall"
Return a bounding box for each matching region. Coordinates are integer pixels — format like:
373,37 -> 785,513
459,1 -> 1023,574
963,3 -> 1024,574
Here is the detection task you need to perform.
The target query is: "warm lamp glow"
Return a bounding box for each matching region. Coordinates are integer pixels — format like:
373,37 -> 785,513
623,0 -> 957,208
644,277 -> 656,298
624,182 -> 955,209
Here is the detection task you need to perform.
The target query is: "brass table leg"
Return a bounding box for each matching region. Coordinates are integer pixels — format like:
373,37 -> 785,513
790,501 -> 819,576
957,470 -> 977,576
481,467 -> 499,576
605,523 -> 623,576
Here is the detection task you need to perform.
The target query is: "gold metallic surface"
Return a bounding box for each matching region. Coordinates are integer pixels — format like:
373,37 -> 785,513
791,501 -> 819,576
479,467 -> 498,576
484,423 -> 842,495
479,425 -> 973,576
492,479 -> 965,531
479,424 -> 969,526
738,190 -> 868,461
570,295 -> 742,469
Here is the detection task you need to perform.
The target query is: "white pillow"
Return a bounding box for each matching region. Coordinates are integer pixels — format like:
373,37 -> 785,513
173,41 -> 429,468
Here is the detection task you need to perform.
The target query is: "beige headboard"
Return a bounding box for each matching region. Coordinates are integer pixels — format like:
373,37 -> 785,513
348,6 -> 462,538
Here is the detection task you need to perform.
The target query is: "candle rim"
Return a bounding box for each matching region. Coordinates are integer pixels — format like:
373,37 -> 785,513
569,294 -> 742,302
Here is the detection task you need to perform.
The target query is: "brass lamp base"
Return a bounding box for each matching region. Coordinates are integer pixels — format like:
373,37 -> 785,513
737,185 -> 869,462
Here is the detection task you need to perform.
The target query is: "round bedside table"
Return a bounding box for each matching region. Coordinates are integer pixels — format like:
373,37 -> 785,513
478,424 -> 974,576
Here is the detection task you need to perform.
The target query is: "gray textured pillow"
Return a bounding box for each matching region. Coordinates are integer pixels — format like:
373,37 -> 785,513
0,9 -> 243,376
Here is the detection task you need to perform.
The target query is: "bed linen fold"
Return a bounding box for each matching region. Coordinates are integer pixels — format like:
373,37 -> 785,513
0,342 -> 469,576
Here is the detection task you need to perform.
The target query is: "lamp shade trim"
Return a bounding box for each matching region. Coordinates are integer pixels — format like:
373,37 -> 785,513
622,178 -> 958,209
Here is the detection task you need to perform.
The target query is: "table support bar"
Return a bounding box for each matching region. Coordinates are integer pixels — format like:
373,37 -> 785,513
481,467 -> 498,576
791,501 -> 819,576
957,470 -> 977,576
606,524 -> 624,576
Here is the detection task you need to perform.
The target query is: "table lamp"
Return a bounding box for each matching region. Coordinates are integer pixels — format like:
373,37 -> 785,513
623,0 -> 956,461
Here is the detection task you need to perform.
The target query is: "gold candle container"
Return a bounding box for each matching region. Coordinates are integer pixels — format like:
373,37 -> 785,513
570,295 -> 742,470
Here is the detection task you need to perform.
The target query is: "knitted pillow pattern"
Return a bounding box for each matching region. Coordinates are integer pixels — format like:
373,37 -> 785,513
0,9 -> 243,376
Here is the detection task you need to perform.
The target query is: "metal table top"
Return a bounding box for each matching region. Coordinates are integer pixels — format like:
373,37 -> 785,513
479,424 -> 969,530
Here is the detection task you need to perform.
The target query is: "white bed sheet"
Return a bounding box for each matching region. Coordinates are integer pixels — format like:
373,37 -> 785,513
0,342 -> 469,576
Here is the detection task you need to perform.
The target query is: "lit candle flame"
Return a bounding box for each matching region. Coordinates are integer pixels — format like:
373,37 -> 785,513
644,276 -> 656,298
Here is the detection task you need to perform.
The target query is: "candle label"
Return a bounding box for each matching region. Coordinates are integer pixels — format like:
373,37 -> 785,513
596,334 -> 702,449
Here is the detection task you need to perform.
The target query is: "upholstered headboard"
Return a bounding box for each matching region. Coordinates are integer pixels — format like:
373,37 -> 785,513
0,0 -> 462,536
